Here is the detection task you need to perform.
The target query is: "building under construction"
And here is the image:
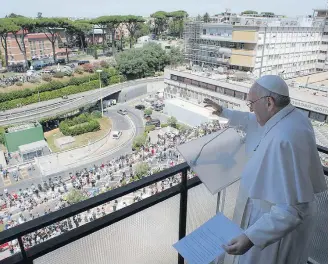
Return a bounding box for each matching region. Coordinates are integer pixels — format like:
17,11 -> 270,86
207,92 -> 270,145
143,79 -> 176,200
183,10 -> 327,79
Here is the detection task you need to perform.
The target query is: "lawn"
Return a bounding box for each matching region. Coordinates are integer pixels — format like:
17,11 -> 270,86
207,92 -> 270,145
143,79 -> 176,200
45,117 -> 112,153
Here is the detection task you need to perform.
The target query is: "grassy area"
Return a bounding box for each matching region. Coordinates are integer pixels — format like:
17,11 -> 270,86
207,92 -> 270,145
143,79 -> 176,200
45,117 -> 112,153
0,72 -> 94,94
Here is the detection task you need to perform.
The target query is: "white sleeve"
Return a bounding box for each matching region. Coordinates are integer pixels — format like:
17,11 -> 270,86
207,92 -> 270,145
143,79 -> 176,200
220,108 -> 251,132
244,203 -> 313,249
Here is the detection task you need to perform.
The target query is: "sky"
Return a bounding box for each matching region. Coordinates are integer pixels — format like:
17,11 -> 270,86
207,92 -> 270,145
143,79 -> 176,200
0,0 -> 327,18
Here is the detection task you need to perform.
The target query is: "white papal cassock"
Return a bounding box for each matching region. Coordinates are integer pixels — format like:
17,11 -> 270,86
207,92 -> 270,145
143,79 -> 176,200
219,104 -> 327,264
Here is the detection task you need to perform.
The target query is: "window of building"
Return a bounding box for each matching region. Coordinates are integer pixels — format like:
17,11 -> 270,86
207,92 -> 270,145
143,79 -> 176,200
323,41 -> 328,44
191,80 -> 199,86
170,75 -> 178,81
177,76 -> 184,82
234,91 -> 245,100
216,86 -> 224,94
184,78 -> 192,85
323,32 -> 328,36
318,60 -> 325,63
200,82 -> 208,89
224,88 -> 234,97
310,111 -> 326,122
207,84 -> 216,91
203,29 -> 206,35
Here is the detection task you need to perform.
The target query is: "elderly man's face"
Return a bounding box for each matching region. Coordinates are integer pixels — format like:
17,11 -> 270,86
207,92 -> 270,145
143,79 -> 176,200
247,84 -> 272,126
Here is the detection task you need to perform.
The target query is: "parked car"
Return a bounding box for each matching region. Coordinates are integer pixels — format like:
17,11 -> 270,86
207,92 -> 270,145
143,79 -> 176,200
112,131 -> 122,139
117,109 -> 128,115
135,104 -> 145,110
154,106 -> 163,111
56,58 -> 66,64
146,119 -> 160,127
78,60 -> 90,65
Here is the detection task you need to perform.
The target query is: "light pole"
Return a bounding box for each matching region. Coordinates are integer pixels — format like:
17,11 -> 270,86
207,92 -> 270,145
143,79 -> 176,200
96,69 -> 103,117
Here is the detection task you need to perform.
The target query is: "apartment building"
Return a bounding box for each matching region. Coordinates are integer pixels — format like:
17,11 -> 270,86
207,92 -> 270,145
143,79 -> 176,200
184,13 -> 327,79
164,68 -> 328,122
313,9 -> 328,71
0,32 -> 65,66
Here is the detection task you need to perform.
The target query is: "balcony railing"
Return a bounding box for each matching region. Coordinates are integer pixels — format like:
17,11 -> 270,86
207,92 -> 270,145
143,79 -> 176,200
0,146 -> 327,264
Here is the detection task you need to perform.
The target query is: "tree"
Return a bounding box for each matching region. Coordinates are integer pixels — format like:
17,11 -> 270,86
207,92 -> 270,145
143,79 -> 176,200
124,15 -> 145,48
37,12 -> 42,18
196,14 -> 202,21
0,18 -> 20,67
203,12 -> 210,23
168,46 -> 184,67
10,17 -> 35,68
132,133 -> 147,151
151,11 -> 169,36
116,42 -> 168,79
241,10 -> 258,15
167,10 -> 188,38
35,18 -> 70,62
65,189 -> 88,204
167,116 -> 178,127
134,162 -> 150,179
65,20 -> 92,51
135,22 -> 151,39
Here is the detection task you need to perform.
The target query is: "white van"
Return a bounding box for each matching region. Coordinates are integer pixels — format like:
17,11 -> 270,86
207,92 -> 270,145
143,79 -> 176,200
112,131 -> 122,139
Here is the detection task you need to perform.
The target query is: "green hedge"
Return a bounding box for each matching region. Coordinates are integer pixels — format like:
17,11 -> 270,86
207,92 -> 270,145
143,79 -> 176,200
0,74 -> 98,103
0,81 -> 99,110
59,113 -> 100,136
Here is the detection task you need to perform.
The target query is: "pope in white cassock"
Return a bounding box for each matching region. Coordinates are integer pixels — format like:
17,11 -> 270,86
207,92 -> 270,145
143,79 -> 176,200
204,75 -> 327,264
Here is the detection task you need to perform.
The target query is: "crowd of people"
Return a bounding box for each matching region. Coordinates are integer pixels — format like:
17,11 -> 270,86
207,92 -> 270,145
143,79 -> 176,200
1,120 -> 226,255
0,74 -> 33,87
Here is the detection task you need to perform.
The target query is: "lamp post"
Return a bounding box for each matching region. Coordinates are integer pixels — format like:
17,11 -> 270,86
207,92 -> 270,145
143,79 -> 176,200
96,69 -> 103,116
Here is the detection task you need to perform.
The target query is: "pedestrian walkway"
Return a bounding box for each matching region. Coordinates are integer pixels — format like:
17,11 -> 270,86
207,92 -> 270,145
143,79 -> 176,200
2,174 -> 11,186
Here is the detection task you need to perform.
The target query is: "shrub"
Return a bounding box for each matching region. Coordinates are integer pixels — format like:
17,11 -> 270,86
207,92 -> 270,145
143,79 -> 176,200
145,125 -> 155,133
134,162 -> 150,179
0,127 -> 5,145
167,116 -> 178,128
74,67 -> 84,74
16,82 -> 23,86
160,123 -> 168,128
100,60 -> 109,68
42,74 -> 52,82
53,72 -> 65,78
29,77 -> 40,83
132,133 -> 147,151
59,114 -> 100,136
91,110 -> 102,118
144,108 -> 152,116
0,84 -> 7,88
82,63 -> 94,73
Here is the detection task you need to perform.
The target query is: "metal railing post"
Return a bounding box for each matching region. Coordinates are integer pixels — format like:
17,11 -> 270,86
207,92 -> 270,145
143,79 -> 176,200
178,168 -> 188,264
18,236 -> 32,264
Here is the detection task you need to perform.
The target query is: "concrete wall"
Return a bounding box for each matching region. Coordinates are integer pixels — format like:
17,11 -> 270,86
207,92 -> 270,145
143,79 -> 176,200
118,84 -> 147,103
163,101 -> 211,127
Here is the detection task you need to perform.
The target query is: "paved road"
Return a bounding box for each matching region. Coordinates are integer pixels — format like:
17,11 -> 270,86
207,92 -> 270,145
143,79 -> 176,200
0,103 -> 145,193
0,77 -> 163,126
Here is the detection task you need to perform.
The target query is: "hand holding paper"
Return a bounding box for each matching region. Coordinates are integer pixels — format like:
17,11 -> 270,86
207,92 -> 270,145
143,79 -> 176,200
173,213 -> 243,264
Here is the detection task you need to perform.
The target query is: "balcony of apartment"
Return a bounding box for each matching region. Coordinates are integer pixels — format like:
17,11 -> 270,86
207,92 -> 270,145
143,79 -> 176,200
229,55 -> 255,68
0,146 -> 327,264
231,31 -> 258,44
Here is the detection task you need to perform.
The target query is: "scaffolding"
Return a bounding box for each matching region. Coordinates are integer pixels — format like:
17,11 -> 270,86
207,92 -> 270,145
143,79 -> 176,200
183,22 -> 232,70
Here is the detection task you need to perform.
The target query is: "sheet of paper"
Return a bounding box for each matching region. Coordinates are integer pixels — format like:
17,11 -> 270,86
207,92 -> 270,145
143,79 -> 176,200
173,213 -> 243,264
177,128 -> 248,194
